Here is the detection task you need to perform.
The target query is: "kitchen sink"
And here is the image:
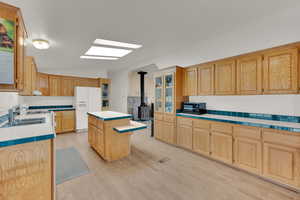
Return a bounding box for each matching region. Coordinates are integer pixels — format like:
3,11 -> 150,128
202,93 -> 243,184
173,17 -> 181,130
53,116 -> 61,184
1,117 -> 46,128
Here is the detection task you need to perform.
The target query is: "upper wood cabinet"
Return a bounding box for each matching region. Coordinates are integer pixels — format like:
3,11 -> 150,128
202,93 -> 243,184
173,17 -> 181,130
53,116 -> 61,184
197,64 -> 214,95
184,67 -> 198,96
20,56 -> 37,96
49,76 -> 62,96
0,3 -> 27,91
214,59 -> 236,95
263,48 -> 298,94
61,78 -> 74,96
236,55 -> 263,95
37,73 -> 49,96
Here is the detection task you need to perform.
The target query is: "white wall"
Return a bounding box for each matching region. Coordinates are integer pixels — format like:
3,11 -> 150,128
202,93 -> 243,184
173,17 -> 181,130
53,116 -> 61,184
109,69 -> 130,113
0,92 -> 21,115
190,95 -> 300,116
21,96 -> 74,106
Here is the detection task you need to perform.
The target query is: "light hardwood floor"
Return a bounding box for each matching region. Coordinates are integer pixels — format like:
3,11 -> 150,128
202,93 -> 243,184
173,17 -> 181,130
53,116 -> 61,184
56,128 -> 300,200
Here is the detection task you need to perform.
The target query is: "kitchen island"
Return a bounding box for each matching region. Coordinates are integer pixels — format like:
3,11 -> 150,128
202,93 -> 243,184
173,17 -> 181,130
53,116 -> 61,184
87,111 -> 147,161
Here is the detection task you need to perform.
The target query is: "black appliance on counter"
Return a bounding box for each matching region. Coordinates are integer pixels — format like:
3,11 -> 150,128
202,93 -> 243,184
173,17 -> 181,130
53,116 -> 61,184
180,102 -> 207,115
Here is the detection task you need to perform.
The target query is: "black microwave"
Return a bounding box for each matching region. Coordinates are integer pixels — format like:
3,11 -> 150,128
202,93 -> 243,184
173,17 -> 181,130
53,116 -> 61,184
181,102 -> 206,114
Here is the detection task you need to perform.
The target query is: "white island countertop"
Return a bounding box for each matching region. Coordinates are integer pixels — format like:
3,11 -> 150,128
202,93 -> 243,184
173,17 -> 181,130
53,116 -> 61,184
0,112 -> 55,147
88,111 -> 132,121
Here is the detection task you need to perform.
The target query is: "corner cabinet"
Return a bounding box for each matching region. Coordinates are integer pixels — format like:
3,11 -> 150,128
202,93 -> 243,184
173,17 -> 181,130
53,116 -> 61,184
154,67 -> 186,145
263,48 -> 298,94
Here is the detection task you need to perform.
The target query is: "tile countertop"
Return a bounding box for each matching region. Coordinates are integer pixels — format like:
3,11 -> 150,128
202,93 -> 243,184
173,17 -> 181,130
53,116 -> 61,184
176,113 -> 300,132
88,111 -> 132,121
0,113 -> 55,148
28,105 -> 75,112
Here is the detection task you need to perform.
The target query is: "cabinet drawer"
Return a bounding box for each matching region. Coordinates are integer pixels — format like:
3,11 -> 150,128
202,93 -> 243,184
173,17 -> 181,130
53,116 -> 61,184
234,125 -> 261,140
177,117 -> 193,126
164,114 -> 175,123
88,115 -> 98,127
154,113 -> 164,121
193,119 -> 210,130
263,129 -> 300,148
211,122 -> 232,135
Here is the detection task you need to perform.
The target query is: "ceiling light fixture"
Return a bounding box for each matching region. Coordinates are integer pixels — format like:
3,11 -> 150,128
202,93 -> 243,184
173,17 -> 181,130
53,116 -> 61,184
32,39 -> 50,50
80,55 -> 119,60
94,39 -> 142,49
85,46 -> 132,57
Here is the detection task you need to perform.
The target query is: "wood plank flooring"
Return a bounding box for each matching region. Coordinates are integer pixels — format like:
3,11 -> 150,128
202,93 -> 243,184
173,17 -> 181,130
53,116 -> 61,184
56,128 -> 300,200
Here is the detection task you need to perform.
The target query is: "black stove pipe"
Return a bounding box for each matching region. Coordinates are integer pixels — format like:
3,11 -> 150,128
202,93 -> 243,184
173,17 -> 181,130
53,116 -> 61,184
138,71 -> 147,106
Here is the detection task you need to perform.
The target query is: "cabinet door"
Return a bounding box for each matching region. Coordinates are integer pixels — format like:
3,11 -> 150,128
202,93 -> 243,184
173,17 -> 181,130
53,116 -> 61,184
31,60 -> 37,93
263,142 -> 300,187
163,122 -> 176,144
214,60 -> 236,95
154,76 -> 164,112
263,48 -> 298,94
198,64 -> 214,95
62,111 -> 75,132
37,73 -> 49,96
155,120 -> 164,140
193,128 -> 210,156
49,76 -> 62,96
185,67 -> 197,96
234,137 -> 262,175
55,112 -> 62,134
61,78 -> 74,96
177,124 -> 193,150
96,128 -> 105,156
236,55 -> 262,95
88,124 -> 96,147
164,73 -> 175,113
22,57 -> 32,95
211,131 -> 233,164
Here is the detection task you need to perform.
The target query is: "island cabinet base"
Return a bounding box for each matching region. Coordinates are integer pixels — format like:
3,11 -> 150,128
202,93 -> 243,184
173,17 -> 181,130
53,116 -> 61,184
0,139 -> 54,200
88,115 -> 132,162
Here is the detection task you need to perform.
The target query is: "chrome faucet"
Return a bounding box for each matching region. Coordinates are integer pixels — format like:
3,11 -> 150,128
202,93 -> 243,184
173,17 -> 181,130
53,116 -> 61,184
8,105 -> 20,126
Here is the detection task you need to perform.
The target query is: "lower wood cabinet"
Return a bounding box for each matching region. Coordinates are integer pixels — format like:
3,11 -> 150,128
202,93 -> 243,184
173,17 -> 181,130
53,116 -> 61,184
210,131 -> 233,164
154,120 -> 164,141
155,113 -> 176,145
177,124 -> 193,150
192,128 -> 210,156
163,122 -> 176,144
234,137 -> 262,175
54,110 -> 75,134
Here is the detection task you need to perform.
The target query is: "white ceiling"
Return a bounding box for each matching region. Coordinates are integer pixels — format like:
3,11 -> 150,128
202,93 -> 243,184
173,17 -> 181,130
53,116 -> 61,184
4,0 -> 300,74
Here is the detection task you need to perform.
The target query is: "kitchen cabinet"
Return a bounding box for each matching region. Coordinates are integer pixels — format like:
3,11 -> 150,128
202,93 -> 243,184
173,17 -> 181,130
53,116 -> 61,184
214,59 -> 236,95
99,78 -> 111,111
61,110 -> 75,132
233,126 -> 262,175
61,78 -> 74,96
263,48 -> 298,94
0,3 -> 27,91
184,67 -> 197,96
193,128 -> 210,156
37,73 -> 50,96
197,64 -> 214,95
154,67 -> 186,145
49,76 -> 62,96
211,131 -> 233,164
236,55 -> 263,95
54,110 -> 75,134
20,56 -> 37,96
262,129 -> 300,187
177,117 -> 193,150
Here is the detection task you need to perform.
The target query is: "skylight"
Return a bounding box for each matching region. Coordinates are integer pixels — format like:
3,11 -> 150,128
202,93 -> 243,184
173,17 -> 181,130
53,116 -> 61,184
85,46 -> 132,57
80,55 -> 119,60
94,39 -> 142,49
81,39 -> 142,60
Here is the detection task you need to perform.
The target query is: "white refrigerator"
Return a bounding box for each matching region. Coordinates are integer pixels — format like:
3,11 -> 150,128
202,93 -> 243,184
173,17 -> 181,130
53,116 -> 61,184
75,87 -> 102,130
